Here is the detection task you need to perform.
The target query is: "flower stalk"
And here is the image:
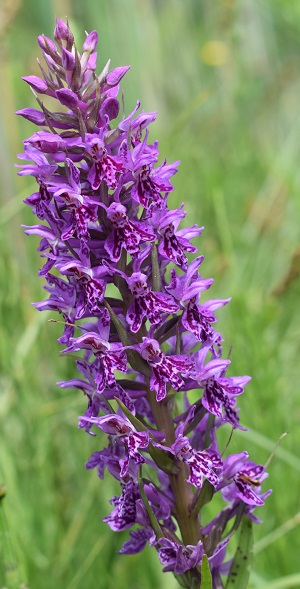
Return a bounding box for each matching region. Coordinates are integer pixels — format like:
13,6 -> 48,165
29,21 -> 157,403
17,19 -> 271,588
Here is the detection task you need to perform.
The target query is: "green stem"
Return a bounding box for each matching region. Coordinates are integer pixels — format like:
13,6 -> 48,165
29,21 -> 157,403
146,386 -> 201,546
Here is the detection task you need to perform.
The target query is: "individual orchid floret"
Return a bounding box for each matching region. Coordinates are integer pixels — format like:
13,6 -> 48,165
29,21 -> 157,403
151,206 -> 202,270
156,536 -> 230,577
119,527 -> 155,555
167,256 -> 211,300
85,443 -> 126,481
22,223 -> 65,262
129,137 -> 179,208
64,332 -> 127,393
85,133 -> 125,190
167,257 -> 230,343
25,131 -> 82,157
202,374 -> 251,428
58,260 -> 111,316
81,414 -> 150,477
222,457 -> 269,506
171,434 -> 222,489
104,202 -> 155,261
126,272 -> 179,333
156,537 -> 204,574
191,346 -> 251,427
119,100 -> 157,145
53,158 -> 98,242
139,338 -> 194,401
33,273 -> 77,344
57,373 -> 106,432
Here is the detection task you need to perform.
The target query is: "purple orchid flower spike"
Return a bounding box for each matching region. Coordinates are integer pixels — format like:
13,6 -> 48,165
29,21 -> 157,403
18,18 -> 271,589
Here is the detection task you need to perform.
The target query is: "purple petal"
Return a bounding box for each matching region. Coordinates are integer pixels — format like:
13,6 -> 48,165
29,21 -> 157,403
106,66 -> 130,86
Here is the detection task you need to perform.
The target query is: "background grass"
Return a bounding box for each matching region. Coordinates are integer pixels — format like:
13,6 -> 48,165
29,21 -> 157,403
0,0 -> 300,587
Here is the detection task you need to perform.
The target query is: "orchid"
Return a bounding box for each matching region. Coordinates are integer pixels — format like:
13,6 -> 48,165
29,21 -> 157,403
17,19 -> 271,588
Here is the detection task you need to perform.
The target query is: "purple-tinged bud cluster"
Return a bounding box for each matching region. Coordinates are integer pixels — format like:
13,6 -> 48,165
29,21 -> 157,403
17,19 -> 271,588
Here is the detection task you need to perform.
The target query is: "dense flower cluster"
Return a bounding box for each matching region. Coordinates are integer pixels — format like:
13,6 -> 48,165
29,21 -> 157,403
17,19 -> 271,588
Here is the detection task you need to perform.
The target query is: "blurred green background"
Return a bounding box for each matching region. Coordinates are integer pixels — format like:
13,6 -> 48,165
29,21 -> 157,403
1,0 -> 300,587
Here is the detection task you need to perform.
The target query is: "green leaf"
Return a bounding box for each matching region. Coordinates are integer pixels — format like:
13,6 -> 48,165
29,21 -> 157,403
200,554 -> 213,589
225,515 -> 254,589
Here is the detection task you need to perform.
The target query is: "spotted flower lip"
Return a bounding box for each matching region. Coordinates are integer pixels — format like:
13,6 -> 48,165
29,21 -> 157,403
58,260 -> 111,315
104,202 -> 155,262
169,434 -> 222,489
139,338 -> 194,401
18,19 -> 271,587
103,481 -> 140,531
85,133 -> 125,190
